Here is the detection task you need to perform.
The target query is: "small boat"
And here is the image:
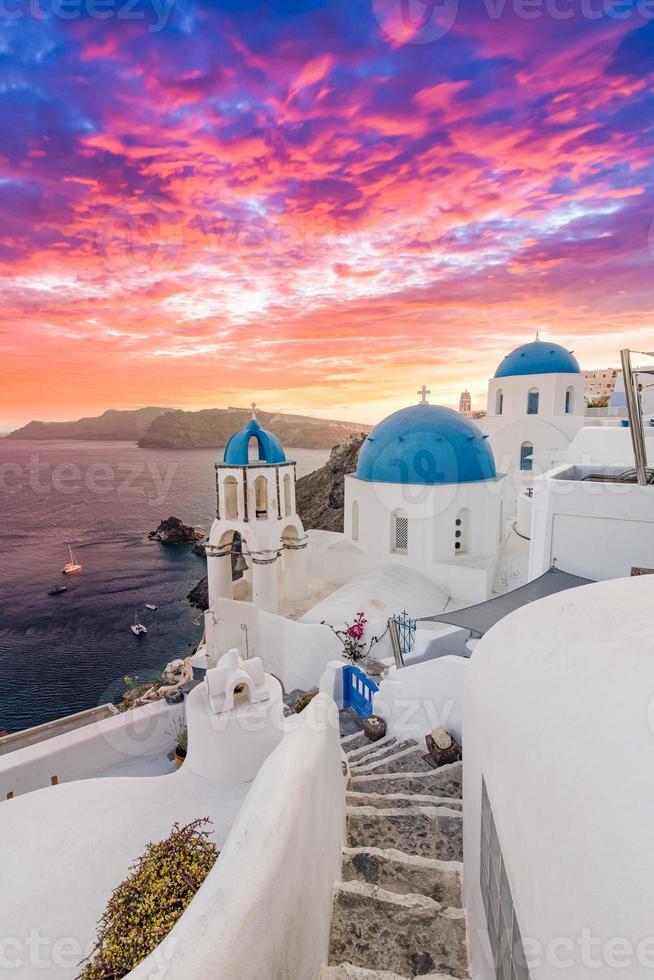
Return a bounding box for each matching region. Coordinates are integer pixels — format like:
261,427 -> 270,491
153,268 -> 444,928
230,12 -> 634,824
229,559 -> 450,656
145,603 -> 157,611
131,605 -> 147,636
48,585 -> 68,596
62,545 -> 82,575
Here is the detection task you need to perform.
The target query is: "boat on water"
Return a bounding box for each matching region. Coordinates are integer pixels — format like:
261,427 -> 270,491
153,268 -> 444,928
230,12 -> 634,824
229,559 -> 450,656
62,545 -> 82,575
145,603 -> 157,611
48,585 -> 68,596
131,605 -> 147,636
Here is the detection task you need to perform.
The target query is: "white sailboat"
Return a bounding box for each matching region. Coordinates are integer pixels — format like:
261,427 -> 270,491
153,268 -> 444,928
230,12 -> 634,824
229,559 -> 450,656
131,605 -> 147,636
145,603 -> 157,611
62,545 -> 82,575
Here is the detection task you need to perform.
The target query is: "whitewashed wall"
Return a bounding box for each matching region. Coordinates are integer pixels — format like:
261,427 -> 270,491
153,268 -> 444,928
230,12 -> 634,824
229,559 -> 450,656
464,575 -> 654,980
0,699 -> 185,800
373,656 -> 467,745
208,597 -> 342,692
127,694 -> 346,980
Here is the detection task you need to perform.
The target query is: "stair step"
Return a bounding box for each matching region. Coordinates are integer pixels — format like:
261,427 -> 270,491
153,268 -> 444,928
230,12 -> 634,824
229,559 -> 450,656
350,745 -> 434,776
349,763 -> 462,799
322,964 -> 461,980
342,846 -> 462,907
347,791 -> 463,812
341,731 -> 371,752
328,880 -> 468,977
346,737 -> 400,763
346,806 -> 463,861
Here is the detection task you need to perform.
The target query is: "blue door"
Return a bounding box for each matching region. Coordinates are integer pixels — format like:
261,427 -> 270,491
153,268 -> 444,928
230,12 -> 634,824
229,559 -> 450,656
342,665 -> 379,718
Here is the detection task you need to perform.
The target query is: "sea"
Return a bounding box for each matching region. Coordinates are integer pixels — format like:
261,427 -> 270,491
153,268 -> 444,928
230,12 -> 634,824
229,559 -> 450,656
0,440 -> 329,733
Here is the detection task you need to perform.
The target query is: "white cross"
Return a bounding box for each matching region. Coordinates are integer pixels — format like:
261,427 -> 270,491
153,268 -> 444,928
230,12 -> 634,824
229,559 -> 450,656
250,401 -> 258,420
418,385 -> 430,404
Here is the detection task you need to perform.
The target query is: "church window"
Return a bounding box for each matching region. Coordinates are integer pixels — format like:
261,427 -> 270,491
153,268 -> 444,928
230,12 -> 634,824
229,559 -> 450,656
255,475 -> 268,519
392,510 -> 408,555
224,476 -> 238,520
565,387 -> 574,414
496,389 -> 504,416
283,473 -> 292,517
454,509 -> 470,554
520,442 -> 534,472
352,499 -> 359,542
527,389 -> 539,415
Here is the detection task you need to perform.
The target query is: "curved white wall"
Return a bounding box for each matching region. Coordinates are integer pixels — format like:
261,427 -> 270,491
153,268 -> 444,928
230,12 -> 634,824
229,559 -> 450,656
464,575 -> 654,979
128,694 -> 346,980
373,655 -> 467,745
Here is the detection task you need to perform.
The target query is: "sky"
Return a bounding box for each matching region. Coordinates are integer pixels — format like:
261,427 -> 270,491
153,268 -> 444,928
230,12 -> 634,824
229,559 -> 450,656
1,0 -> 653,429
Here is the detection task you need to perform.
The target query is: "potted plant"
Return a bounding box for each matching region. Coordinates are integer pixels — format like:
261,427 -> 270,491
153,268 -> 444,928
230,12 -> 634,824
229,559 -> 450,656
174,726 -> 188,768
321,612 -> 388,664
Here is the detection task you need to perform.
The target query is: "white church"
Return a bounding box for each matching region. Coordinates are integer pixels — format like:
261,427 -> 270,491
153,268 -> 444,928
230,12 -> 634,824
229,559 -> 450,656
2,337 -> 654,980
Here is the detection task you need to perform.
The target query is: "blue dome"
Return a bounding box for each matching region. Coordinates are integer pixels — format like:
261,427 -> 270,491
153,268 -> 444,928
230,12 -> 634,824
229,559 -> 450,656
223,418 -> 286,466
356,404 -> 496,486
495,340 -> 580,378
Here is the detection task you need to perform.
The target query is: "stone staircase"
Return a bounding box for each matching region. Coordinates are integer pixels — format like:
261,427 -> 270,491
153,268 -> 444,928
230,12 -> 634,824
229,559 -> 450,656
322,732 -> 469,980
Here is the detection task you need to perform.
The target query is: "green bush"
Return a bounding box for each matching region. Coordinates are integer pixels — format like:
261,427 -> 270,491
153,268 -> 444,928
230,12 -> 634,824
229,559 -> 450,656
294,690 -> 318,714
78,819 -> 218,979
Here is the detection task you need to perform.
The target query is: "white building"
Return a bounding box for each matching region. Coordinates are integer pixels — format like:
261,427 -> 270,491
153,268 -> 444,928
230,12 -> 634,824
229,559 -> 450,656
205,405 -> 307,614
583,367 -> 619,402
484,338 -> 585,513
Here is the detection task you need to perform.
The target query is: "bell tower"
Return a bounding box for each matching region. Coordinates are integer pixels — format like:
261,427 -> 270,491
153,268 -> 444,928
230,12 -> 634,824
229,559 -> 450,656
206,405 -> 307,613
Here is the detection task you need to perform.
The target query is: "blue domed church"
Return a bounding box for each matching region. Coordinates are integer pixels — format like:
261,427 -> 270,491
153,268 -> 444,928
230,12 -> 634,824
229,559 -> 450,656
343,389 -> 505,603
484,336 -> 585,516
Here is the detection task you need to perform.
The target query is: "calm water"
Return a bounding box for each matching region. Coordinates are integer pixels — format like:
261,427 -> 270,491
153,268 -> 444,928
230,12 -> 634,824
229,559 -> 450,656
0,440 -> 328,733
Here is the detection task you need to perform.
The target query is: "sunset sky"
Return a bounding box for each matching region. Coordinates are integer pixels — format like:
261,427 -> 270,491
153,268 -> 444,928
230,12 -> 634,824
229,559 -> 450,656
1,0 -> 653,430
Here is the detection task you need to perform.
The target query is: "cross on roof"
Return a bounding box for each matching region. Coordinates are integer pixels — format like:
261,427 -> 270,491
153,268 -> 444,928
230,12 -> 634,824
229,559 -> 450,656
418,385 -> 431,404
250,401 -> 258,420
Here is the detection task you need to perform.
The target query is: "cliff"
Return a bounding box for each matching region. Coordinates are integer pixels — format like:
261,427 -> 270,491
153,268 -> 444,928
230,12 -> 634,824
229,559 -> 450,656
149,516 -> 204,545
139,408 -> 369,450
295,434 -> 365,532
8,407 -> 171,441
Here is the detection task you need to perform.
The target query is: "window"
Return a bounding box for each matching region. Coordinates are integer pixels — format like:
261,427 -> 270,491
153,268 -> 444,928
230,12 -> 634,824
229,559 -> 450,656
496,389 -> 504,416
283,473 -> 292,517
564,387 -> 574,415
391,510 -> 408,554
254,475 -> 268,519
480,778 -> 531,979
520,442 -> 533,472
527,389 -> 539,415
224,476 -> 238,520
352,499 -> 359,542
454,508 -> 470,555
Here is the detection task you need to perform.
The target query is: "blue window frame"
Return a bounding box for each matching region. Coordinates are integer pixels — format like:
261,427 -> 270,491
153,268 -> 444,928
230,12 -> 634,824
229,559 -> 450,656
520,443 -> 533,471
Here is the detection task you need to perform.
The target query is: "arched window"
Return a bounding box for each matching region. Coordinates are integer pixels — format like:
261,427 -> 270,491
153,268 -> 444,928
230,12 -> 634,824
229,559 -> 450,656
254,475 -> 268,519
391,509 -> 408,555
224,476 -> 238,520
454,508 -> 471,555
520,442 -> 534,471
565,386 -> 574,414
496,389 -> 504,416
283,473 -> 292,517
527,388 -> 540,415
351,499 -> 359,542
248,436 -> 262,462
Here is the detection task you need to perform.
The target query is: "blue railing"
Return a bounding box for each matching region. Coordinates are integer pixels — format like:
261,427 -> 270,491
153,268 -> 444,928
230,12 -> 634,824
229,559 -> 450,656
342,664 -> 379,718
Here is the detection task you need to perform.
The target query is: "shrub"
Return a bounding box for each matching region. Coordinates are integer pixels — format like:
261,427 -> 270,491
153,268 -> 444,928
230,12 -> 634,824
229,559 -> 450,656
78,819 -> 218,979
293,690 -> 318,714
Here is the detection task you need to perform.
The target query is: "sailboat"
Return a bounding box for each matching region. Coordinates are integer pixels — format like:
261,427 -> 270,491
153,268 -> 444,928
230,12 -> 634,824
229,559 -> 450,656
62,545 -> 82,575
145,603 -> 158,611
131,605 -> 147,636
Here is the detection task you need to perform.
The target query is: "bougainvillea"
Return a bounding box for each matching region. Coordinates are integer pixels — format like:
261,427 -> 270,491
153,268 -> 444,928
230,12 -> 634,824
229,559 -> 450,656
321,611 -> 388,664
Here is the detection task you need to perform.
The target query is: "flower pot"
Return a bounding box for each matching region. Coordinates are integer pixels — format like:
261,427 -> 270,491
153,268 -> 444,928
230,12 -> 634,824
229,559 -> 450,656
174,747 -> 187,769
363,715 -> 386,742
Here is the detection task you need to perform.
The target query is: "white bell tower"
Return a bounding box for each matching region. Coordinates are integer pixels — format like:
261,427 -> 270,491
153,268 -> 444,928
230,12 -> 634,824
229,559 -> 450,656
206,404 -> 307,613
